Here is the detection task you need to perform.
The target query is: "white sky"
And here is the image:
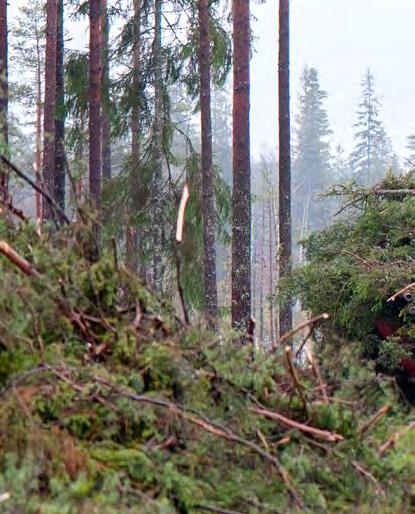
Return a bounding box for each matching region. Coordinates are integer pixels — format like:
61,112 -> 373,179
10,0 -> 415,160
251,0 -> 415,159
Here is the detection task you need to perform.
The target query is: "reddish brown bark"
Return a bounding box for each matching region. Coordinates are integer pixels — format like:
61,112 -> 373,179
35,27 -> 42,220
89,0 -> 102,208
231,0 -> 251,332
199,0 -> 218,327
43,0 -> 58,221
55,0 -> 65,212
278,0 -> 292,337
0,0 -> 7,196
101,0 -> 111,182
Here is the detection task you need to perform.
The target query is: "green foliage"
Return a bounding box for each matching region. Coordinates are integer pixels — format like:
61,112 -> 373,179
0,215 -> 414,513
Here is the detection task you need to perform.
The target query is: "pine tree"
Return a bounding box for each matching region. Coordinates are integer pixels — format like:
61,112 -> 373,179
350,69 -> 393,184
199,0 -> 218,326
55,0 -> 65,212
89,0 -> 102,208
43,0 -> 58,220
293,66 -> 332,240
232,0 -> 251,332
101,0 -> 112,182
278,0 -> 292,337
11,0 -> 45,218
0,0 -> 7,200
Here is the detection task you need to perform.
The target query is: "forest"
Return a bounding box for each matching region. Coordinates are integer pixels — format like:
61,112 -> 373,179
0,0 -> 414,512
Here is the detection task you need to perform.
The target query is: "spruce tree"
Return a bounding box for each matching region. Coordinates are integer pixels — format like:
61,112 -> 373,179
293,66 -> 332,243
350,69 -> 393,184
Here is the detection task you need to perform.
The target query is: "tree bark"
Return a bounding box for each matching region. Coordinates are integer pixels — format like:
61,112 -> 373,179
0,0 -> 7,197
55,0 -> 65,213
199,0 -> 218,327
268,198 -> 275,342
152,0 -> 163,291
35,23 -> 42,220
43,0 -> 58,221
89,0 -> 102,208
127,0 -> 142,273
231,0 -> 251,332
101,0 -> 111,182
278,0 -> 292,338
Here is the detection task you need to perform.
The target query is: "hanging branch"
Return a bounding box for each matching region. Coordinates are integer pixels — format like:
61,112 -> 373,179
0,155 -> 70,225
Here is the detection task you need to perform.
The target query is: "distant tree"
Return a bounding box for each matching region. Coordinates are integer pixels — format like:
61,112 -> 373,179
293,66 -> 332,241
278,0 -> 292,337
232,0 -> 251,332
406,135 -> 415,167
55,0 -> 65,212
43,0 -> 58,220
0,0 -> 7,201
350,69 -> 393,184
101,0 -> 111,182
152,0 -> 163,292
11,0 -> 45,218
89,0 -> 102,208
199,0 -> 218,326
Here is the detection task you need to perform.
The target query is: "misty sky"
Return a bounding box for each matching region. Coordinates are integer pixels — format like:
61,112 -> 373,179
11,0 -> 415,161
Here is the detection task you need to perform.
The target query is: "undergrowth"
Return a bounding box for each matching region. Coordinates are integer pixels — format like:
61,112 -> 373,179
0,192 -> 414,513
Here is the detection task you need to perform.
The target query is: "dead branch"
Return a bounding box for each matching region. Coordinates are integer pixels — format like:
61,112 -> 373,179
379,421 -> 415,456
388,283 -> 415,303
358,404 -> 390,438
175,184 -> 190,325
341,250 -> 373,269
0,241 -> 38,277
352,460 -> 385,494
196,505 -> 246,514
305,347 -> 328,404
285,346 -> 310,416
250,406 -> 344,443
271,313 -> 330,352
176,183 -> 190,243
1,155 -> 70,225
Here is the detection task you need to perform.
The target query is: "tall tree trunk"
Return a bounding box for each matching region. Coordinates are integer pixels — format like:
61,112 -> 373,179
55,0 -> 65,212
153,0 -> 163,291
89,0 -> 102,208
35,25 -> 42,220
43,0 -> 58,221
101,0 -> 111,182
127,0 -> 142,273
278,0 -> 292,338
0,0 -> 7,198
268,199 -> 275,343
231,0 -> 251,332
259,201 -> 265,342
199,0 -> 218,327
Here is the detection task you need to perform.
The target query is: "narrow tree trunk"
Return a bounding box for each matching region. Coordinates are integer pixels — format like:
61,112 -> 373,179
259,201 -> 265,342
152,0 -> 163,291
55,0 -> 65,212
0,0 -> 7,162
89,0 -> 102,208
35,27 -> 42,220
199,0 -> 218,327
231,0 -> 251,332
43,0 -> 58,221
278,0 -> 292,338
127,0 -> 142,273
268,198 -> 275,343
101,0 -> 111,182
252,218 -> 257,322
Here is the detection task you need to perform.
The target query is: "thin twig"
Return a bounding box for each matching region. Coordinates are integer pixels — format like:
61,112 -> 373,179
379,421 -> 415,456
305,347 -> 328,404
352,460 -> 385,494
285,346 -> 310,416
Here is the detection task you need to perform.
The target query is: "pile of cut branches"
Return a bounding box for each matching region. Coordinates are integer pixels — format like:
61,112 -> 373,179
0,209 -> 414,513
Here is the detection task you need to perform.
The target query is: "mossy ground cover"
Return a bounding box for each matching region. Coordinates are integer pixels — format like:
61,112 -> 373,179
0,188 -> 414,513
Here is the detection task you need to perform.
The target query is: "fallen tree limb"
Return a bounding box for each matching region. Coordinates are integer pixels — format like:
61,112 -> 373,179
379,421 -> 415,456
250,406 -> 344,443
358,404 -> 390,439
